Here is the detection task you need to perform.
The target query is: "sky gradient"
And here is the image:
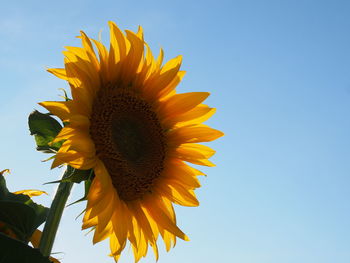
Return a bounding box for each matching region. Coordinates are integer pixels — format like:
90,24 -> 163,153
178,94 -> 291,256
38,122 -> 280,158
1,1 -> 350,262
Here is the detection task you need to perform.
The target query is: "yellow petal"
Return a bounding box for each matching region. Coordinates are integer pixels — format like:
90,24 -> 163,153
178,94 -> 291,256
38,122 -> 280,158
13,190 -> 48,197
49,257 -> 61,263
130,202 -> 159,260
98,196 -> 116,231
171,143 -> 216,167
93,160 -> 113,189
160,92 -> 210,122
143,197 -> 188,241
163,159 -> 201,188
63,60 -> 94,114
155,180 -> 199,207
159,227 -> 176,252
168,124 -> 224,144
29,229 -> 42,248
136,26 -> 144,40
0,169 -> 10,176
143,56 -> 182,100
52,126 -> 76,142
186,158 -> 215,167
166,104 -> 216,127
140,204 -> 160,240
109,233 -> 126,259
51,156 -> 65,169
158,70 -> 186,99
55,150 -> 96,170
63,47 -> 100,90
68,115 -> 90,129
66,133 -> 95,155
89,194 -> 112,219
93,221 -> 112,244
174,143 -> 216,159
92,38 -> 109,81
39,101 -> 84,121
156,48 -> 164,69
47,68 -> 68,80
80,31 -> 100,70
160,197 -> 176,219
110,203 -> 128,255
108,21 -> 129,80
86,176 -> 104,207
82,209 -> 98,229
123,30 -> 144,82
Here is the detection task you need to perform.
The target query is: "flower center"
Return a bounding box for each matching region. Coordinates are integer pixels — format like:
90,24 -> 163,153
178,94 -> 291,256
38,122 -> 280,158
90,87 -> 166,201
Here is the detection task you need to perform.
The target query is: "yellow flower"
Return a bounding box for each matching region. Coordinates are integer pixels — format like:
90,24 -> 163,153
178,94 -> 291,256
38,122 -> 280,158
40,21 -> 223,262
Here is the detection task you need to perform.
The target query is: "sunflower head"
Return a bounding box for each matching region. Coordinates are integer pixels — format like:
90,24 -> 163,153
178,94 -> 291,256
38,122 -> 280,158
40,21 -> 223,262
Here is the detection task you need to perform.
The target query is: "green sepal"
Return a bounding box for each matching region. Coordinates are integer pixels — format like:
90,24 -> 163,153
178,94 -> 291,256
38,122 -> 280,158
67,174 -> 93,207
58,88 -> 71,101
0,174 -> 49,242
45,169 -> 94,185
28,110 -> 63,153
41,155 -> 56,163
0,233 -> 52,263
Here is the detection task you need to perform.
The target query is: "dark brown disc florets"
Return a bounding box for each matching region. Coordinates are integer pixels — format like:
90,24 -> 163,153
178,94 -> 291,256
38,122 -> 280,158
90,86 -> 166,201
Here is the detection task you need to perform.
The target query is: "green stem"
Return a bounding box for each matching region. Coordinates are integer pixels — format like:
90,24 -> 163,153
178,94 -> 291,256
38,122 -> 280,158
39,166 -> 74,257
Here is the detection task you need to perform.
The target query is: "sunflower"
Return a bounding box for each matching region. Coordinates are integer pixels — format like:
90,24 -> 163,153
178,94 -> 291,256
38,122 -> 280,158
40,21 -> 223,262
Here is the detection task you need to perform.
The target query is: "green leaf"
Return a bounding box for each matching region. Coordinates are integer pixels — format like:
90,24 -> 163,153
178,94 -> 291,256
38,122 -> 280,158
0,173 -> 49,242
0,201 -> 36,241
0,233 -> 52,263
24,200 -> 49,237
0,173 -> 10,200
28,110 -> 63,153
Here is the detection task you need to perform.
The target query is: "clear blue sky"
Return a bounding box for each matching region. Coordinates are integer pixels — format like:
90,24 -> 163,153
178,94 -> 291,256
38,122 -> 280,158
1,0 -> 350,262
